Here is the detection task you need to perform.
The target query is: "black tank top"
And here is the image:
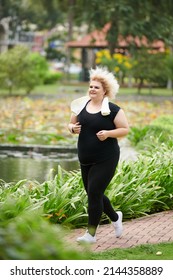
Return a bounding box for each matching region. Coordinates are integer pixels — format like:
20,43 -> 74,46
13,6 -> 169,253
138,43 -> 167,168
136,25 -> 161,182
77,102 -> 120,164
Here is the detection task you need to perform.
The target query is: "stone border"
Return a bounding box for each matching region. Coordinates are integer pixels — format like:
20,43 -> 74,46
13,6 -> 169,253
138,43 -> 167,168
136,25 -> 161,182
0,144 -> 77,154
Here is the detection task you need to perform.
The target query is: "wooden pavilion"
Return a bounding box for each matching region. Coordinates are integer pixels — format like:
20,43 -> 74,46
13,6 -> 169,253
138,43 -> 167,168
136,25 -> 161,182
66,24 -> 165,81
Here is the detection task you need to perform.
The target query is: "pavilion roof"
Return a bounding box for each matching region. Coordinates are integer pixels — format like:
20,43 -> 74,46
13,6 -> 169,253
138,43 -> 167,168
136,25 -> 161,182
66,23 -> 165,51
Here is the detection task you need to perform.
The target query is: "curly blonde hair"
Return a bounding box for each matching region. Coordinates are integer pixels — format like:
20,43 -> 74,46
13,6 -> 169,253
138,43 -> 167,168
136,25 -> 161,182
89,67 -> 119,99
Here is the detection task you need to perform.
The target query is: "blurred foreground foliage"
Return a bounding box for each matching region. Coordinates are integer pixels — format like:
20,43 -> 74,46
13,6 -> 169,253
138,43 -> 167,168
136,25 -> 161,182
0,142 -> 172,259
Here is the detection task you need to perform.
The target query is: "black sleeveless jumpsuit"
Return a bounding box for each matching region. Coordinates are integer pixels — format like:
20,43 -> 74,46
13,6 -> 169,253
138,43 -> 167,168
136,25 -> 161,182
77,102 -> 120,227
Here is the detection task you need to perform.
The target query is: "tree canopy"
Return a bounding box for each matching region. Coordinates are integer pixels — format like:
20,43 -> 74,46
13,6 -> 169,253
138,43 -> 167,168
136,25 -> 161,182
1,0 -> 173,54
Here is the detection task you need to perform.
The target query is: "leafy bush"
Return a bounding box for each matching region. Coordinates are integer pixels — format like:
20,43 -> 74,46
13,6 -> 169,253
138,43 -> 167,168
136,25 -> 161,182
20,52 -> 48,93
131,49 -> 167,91
0,176 -> 87,259
0,210 -> 86,260
44,71 -> 63,84
152,114 -> 173,130
0,45 -> 48,94
128,115 -> 173,150
107,143 -> 173,218
95,50 -> 133,81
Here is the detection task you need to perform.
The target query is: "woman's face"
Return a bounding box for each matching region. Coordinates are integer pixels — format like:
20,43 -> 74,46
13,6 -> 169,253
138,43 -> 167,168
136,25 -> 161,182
88,80 -> 105,101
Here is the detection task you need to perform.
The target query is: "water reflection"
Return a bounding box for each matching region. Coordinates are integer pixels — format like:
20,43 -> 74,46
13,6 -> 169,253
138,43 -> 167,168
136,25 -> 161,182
0,155 -> 79,183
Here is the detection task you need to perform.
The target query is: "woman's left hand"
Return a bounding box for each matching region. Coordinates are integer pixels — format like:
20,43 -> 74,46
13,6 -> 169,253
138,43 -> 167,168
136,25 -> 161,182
96,130 -> 108,141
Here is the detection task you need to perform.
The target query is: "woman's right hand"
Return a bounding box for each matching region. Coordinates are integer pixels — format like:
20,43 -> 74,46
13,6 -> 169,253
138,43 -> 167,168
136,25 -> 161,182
72,122 -> 81,134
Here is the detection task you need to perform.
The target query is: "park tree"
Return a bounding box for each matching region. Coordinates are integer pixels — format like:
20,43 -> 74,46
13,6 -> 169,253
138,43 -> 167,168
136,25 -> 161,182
2,1 -> 173,51
2,0 -> 173,86
77,0 -> 173,87
131,48 -> 167,94
26,0 -> 85,72
77,0 -> 173,56
0,0 -> 64,37
34,0 -> 173,84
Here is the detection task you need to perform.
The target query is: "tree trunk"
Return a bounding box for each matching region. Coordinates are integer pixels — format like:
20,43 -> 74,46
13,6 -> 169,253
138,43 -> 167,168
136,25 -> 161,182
128,75 -> 133,88
138,78 -> 143,94
65,0 -> 75,80
167,79 -> 172,90
106,16 -> 118,56
148,83 -> 152,95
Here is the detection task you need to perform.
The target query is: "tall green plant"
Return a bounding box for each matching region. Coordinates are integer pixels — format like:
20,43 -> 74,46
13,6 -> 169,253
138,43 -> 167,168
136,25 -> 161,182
107,143 -> 173,218
42,166 -> 87,227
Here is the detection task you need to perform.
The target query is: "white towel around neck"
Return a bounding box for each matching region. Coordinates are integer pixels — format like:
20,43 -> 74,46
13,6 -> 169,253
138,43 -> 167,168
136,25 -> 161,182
70,96 -> 110,116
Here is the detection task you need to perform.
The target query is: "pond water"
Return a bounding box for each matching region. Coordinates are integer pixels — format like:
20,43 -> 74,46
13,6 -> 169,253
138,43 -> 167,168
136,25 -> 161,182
0,139 -> 138,184
0,150 -> 79,183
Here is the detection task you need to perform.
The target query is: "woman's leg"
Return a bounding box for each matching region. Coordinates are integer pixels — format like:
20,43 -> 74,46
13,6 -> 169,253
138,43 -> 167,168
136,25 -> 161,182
80,163 -> 91,193
87,156 -> 119,231
102,194 -> 119,221
78,155 -> 122,242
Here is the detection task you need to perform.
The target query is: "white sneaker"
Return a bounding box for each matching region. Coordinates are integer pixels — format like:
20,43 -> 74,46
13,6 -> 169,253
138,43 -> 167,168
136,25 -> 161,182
76,231 -> 96,243
112,211 -> 123,238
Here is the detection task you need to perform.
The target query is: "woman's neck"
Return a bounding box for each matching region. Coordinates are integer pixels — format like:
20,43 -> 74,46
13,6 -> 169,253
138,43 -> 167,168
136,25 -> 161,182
86,98 -> 103,113
90,97 -> 104,106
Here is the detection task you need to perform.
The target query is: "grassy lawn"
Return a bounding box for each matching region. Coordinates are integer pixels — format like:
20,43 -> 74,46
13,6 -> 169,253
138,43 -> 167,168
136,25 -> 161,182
89,242 -> 173,260
30,83 -> 173,97
31,83 -> 88,96
0,82 -> 173,97
0,82 -> 88,96
28,83 -> 173,97
119,87 -> 173,96
33,82 -> 173,96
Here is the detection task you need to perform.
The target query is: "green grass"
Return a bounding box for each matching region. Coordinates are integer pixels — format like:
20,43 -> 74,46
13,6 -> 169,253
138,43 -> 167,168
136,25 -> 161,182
31,83 -> 87,95
0,82 -> 172,96
0,82 -> 88,96
89,242 -> 173,260
119,87 -> 173,96
33,84 -> 173,96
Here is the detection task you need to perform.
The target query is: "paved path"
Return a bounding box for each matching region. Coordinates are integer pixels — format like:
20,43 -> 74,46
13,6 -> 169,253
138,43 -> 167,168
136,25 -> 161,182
119,138 -> 138,162
67,210 -> 173,252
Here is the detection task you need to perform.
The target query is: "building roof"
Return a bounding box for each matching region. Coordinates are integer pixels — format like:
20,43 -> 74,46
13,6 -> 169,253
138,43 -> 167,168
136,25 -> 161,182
66,23 -> 165,51
67,24 -> 108,48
